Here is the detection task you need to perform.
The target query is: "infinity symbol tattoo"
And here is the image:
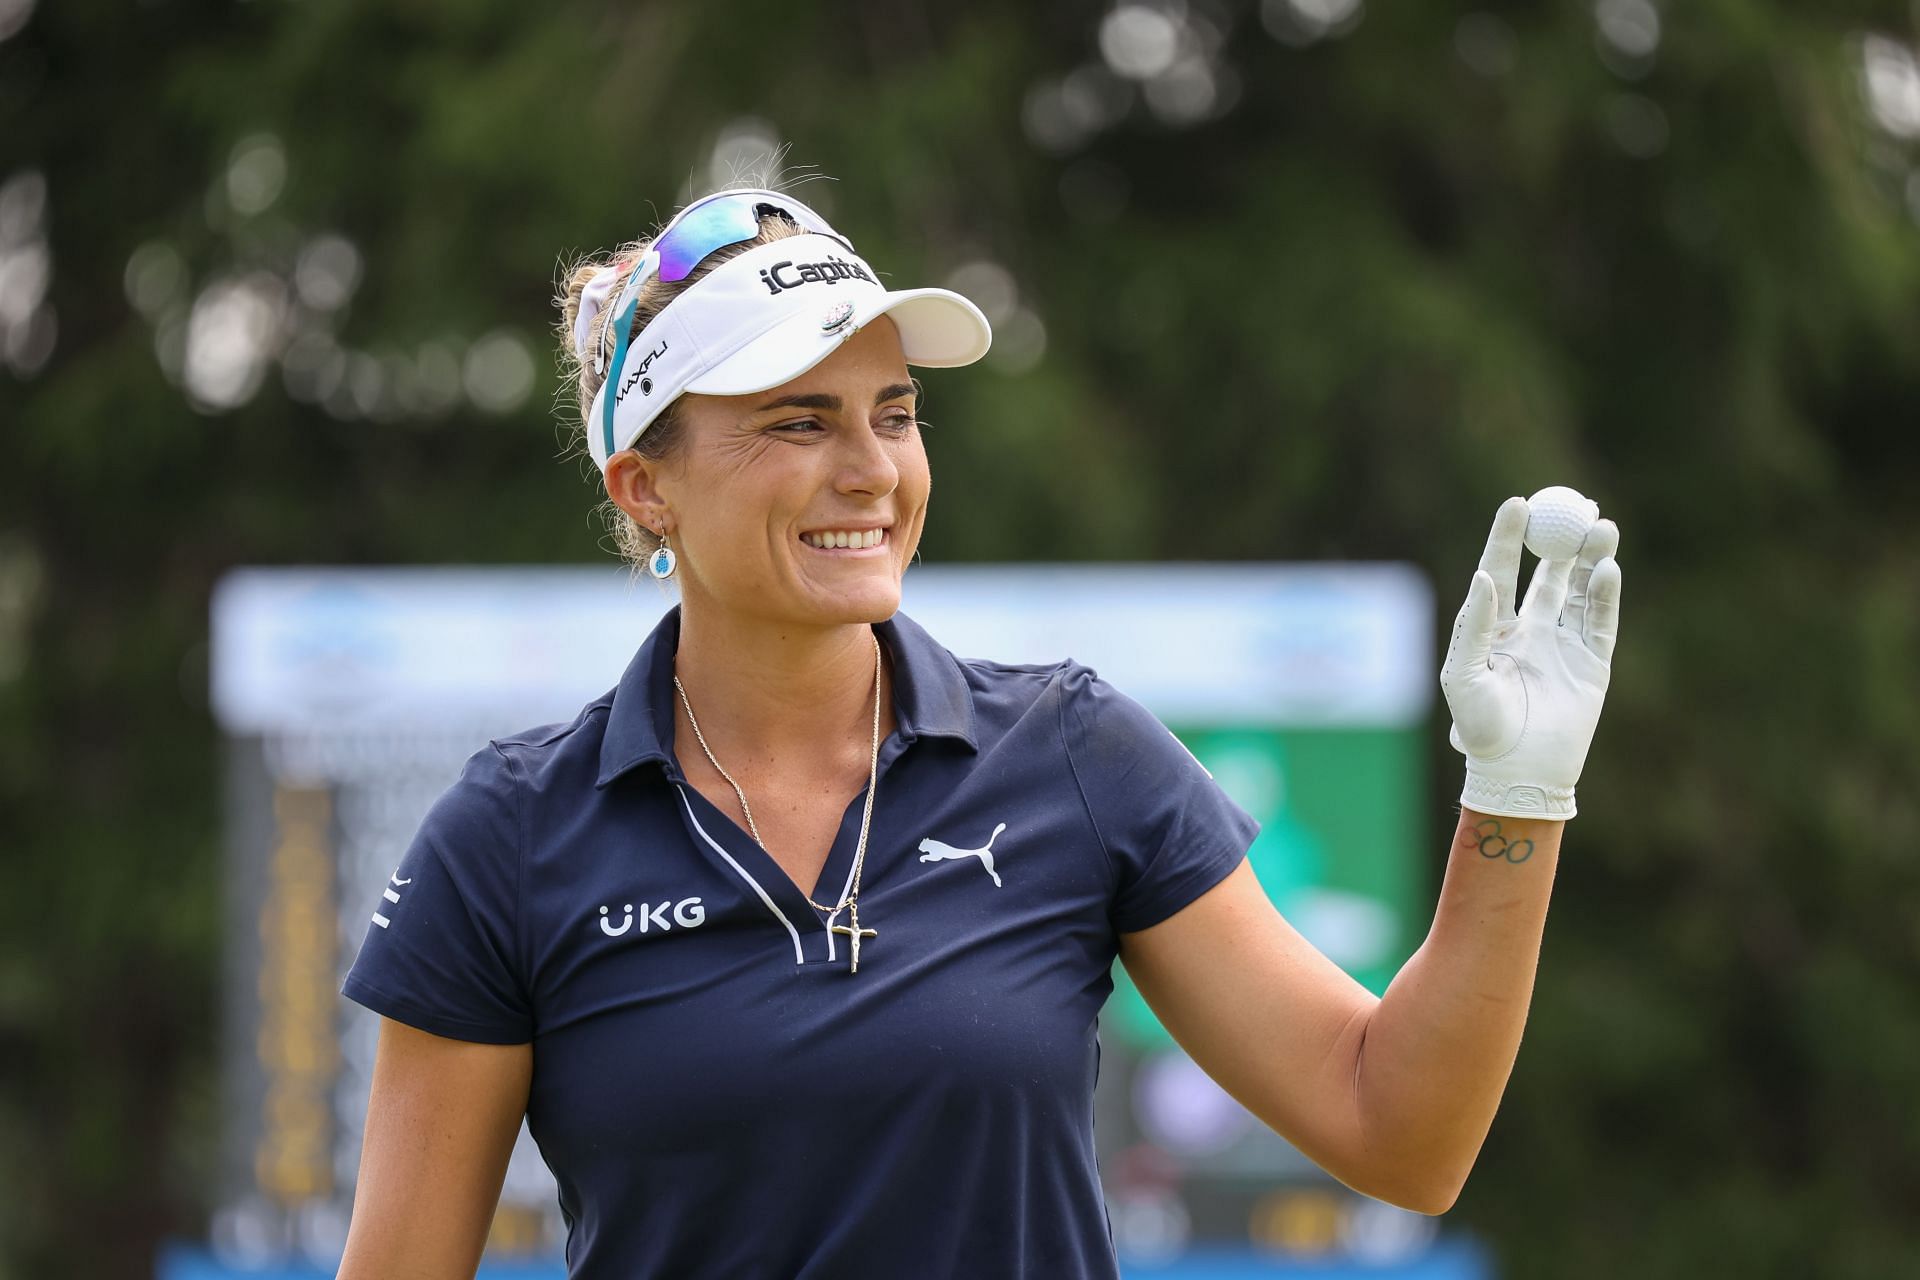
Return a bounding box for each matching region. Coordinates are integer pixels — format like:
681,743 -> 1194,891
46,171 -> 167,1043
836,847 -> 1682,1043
1472,819 -> 1535,864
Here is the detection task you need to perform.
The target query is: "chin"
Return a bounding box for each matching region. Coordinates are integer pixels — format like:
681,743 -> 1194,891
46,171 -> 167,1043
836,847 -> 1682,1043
833,589 -> 903,625
803,578 -> 902,627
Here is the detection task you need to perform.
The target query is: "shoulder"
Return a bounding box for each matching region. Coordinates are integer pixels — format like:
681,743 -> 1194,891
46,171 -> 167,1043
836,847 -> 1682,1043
945,650 -> 1180,767
952,652 -> 1079,701
426,690 -> 618,852
1042,661 -> 1185,764
484,690 -> 618,795
944,651 -> 1091,742
1043,662 -> 1219,818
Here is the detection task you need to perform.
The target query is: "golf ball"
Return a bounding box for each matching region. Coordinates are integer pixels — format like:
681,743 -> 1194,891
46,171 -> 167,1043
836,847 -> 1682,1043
1524,486 -> 1599,560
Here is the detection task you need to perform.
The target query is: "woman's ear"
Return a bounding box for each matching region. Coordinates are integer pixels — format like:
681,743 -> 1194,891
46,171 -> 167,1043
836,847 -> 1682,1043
604,449 -> 671,532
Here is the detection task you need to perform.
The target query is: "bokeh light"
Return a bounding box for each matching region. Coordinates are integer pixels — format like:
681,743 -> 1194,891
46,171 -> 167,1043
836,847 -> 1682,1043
226,134 -> 289,217
183,272 -> 288,411
293,235 -> 362,313
0,169 -> 54,377
1861,34 -> 1920,138
0,0 -> 33,43
1100,4 -> 1184,81
462,330 -> 536,413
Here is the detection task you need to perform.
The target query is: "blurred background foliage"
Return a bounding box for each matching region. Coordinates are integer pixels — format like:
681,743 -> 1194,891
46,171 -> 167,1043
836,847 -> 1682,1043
4,0 -> 1920,1275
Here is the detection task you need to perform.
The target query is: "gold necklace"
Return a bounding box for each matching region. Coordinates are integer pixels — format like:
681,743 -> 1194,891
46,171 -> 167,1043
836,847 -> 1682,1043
673,633 -> 884,973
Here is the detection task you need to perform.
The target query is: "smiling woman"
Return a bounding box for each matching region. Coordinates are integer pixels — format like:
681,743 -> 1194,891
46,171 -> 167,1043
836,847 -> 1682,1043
605,320 -> 929,637
553,189 -> 986,578
334,178 -> 1624,1280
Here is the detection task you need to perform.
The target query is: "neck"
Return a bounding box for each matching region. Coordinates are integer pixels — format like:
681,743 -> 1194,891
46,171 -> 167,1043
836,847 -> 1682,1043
670,602 -> 889,773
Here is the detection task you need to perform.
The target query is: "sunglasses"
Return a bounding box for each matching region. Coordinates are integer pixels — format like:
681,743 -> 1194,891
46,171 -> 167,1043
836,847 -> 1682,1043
593,188 -> 848,380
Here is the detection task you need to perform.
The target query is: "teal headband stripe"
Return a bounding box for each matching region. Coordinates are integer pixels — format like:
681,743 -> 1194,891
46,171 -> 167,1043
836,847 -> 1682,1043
601,290 -> 641,460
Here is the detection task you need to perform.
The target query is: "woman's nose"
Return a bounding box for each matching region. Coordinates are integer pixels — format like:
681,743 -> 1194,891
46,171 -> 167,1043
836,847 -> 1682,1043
834,421 -> 899,496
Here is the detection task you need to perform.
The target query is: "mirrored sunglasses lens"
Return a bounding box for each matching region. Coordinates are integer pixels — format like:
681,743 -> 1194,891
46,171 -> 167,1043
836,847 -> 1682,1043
656,199 -> 764,283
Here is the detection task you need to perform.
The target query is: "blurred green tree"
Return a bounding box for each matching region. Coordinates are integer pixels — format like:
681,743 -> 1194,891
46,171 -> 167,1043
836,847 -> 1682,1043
3,0 -> 1918,1275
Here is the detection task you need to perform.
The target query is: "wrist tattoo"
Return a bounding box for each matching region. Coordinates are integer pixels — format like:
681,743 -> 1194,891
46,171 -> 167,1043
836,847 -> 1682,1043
1465,818 -> 1535,865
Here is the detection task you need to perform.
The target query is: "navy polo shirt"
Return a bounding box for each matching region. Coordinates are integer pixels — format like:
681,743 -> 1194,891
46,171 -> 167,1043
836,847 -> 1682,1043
343,606 -> 1258,1279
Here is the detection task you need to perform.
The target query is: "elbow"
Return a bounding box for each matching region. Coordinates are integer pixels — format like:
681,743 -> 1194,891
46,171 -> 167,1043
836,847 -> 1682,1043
1351,1165 -> 1466,1217
1343,1105 -> 1475,1215
1401,1178 -> 1463,1218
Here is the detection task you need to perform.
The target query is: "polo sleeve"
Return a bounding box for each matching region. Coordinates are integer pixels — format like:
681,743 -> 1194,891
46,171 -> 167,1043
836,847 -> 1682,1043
340,743 -> 533,1044
1059,664 -> 1260,934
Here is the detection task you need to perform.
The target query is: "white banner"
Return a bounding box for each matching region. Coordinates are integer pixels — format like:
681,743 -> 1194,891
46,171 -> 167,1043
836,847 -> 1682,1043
210,563 -> 1432,735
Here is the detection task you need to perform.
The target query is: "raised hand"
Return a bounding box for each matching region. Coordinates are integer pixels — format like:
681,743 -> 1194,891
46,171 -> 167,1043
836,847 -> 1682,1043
1439,495 -> 1623,820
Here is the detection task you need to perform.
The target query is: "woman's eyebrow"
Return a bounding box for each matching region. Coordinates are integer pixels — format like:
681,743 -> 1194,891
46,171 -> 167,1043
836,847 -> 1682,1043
753,382 -> 919,413
756,392 -> 840,412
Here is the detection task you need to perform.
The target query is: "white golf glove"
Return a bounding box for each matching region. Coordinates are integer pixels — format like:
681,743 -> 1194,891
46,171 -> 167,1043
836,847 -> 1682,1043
1439,495 -> 1623,820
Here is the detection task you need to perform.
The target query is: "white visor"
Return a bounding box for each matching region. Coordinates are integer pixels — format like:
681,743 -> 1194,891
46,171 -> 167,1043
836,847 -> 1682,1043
588,234 -> 992,469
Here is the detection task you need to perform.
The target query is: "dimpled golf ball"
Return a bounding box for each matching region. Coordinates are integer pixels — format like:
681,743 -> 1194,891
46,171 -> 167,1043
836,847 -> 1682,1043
1525,486 -> 1599,560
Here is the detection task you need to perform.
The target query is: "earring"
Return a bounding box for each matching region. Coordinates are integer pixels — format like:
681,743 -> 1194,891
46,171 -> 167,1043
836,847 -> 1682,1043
647,531 -> 677,580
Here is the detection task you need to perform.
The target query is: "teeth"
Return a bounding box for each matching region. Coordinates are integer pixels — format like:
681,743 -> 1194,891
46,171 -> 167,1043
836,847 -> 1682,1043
804,529 -> 887,549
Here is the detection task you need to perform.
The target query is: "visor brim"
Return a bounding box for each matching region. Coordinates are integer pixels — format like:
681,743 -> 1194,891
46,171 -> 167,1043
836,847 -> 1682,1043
683,287 -> 992,398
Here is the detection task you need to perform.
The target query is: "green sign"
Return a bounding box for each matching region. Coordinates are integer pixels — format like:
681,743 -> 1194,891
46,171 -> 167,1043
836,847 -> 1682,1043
1103,727 -> 1424,1049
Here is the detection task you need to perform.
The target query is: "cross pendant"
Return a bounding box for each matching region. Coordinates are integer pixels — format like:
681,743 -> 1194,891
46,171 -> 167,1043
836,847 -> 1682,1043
829,903 -> 877,974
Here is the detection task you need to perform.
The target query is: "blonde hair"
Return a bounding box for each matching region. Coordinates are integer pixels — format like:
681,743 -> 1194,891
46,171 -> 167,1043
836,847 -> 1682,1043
554,197 -> 813,570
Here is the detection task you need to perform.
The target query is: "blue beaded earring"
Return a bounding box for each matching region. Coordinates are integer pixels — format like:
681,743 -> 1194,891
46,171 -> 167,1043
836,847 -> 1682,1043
647,531 -> 677,580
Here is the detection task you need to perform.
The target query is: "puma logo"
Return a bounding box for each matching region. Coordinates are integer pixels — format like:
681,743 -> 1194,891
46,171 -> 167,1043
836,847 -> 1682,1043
917,823 -> 1007,888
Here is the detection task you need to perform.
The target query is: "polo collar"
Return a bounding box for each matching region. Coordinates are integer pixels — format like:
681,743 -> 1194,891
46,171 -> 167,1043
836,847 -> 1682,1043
595,606 -> 979,788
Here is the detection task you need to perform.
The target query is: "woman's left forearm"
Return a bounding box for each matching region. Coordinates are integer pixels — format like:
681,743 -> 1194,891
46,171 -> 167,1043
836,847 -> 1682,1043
1352,808 -> 1564,1212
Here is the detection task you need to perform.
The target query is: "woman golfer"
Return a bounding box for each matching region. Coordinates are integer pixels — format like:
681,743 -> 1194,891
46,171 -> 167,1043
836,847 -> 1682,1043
336,184 -> 1623,1279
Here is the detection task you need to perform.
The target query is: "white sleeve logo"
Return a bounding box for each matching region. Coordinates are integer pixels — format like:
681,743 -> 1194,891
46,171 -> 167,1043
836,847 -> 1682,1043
371,870 -> 410,929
